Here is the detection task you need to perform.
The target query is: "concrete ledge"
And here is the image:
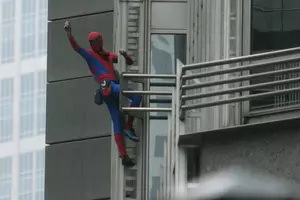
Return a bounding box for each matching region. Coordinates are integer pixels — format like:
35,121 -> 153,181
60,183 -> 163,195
178,116 -> 300,147
48,0 -> 113,21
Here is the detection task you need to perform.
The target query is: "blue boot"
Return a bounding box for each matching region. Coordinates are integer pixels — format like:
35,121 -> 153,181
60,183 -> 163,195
124,128 -> 139,142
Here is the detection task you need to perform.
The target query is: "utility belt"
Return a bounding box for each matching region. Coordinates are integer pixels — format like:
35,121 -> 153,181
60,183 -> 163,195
100,80 -> 112,97
94,80 -> 113,105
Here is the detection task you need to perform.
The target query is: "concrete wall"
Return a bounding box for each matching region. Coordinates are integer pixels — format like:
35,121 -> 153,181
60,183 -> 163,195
200,126 -> 300,183
46,1 -> 113,200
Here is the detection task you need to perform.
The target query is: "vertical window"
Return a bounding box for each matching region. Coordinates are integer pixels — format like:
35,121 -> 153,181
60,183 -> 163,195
251,0 -> 300,54
0,78 -> 13,143
36,71 -> 46,135
0,157 -> 12,200
149,34 -> 186,200
35,150 -> 45,200
21,0 -> 36,59
19,153 -> 33,200
250,0 -> 300,111
150,34 -> 186,117
1,0 -> 15,63
20,73 -> 35,138
38,0 -> 47,55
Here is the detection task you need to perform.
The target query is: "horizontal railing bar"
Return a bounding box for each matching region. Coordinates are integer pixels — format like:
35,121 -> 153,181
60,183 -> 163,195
182,46 -> 300,71
182,66 -> 300,90
150,82 -> 176,87
150,115 -> 169,120
181,86 -> 300,110
182,76 -> 300,101
122,107 -> 172,112
122,90 -> 172,95
122,73 -> 176,79
150,99 -> 172,104
182,56 -> 300,81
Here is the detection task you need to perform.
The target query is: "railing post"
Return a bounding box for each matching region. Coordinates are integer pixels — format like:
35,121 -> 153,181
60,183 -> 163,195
175,64 -> 187,197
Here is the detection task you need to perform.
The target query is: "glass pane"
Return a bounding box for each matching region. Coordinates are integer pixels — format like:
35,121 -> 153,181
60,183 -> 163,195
251,0 -> 300,52
0,157 -> 12,200
150,34 -> 186,117
21,0 -> 36,59
1,0 -> 15,63
19,153 -> 33,198
150,34 -> 186,83
148,120 -> 168,200
250,0 -> 300,111
148,34 -> 186,200
0,78 -> 13,143
20,73 -> 35,138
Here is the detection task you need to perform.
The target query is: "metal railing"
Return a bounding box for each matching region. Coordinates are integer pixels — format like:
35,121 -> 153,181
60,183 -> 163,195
120,72 -> 177,200
179,47 -> 300,117
119,47 -> 300,200
121,73 -> 176,114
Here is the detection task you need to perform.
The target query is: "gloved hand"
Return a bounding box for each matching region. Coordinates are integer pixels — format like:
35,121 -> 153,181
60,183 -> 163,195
64,21 -> 72,37
119,49 -> 128,57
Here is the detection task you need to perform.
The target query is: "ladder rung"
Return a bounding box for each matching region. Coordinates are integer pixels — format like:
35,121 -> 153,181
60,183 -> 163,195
125,176 -> 136,181
124,78 -> 145,84
123,90 -> 172,95
128,33 -> 139,38
128,16 -> 139,21
122,73 -> 176,79
128,2 -> 141,7
121,109 -> 144,119
126,187 -> 135,192
150,82 -> 176,87
128,27 -> 138,32
126,67 -> 139,73
127,44 -> 138,50
127,165 -> 137,170
122,107 -> 172,112
128,38 -> 138,44
149,99 -> 172,104
128,10 -> 139,15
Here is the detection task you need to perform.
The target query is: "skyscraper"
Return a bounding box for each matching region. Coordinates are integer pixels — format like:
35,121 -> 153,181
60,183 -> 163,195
0,0 -> 47,199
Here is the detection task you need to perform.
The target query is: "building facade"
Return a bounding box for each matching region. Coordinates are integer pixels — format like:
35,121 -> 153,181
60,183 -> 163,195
45,0 -> 113,200
0,0 -> 47,200
45,0 -> 300,200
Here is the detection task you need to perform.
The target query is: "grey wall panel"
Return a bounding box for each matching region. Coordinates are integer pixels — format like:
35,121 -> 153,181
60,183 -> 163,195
46,77 -> 111,144
45,137 -> 111,200
48,0 -> 113,21
200,127 -> 300,183
47,12 -> 113,82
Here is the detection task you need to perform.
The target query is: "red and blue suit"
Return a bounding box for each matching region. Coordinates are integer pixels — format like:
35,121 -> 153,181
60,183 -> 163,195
67,31 -> 141,167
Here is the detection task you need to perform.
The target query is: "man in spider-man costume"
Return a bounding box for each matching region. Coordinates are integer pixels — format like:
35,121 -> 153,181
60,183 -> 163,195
64,21 -> 142,167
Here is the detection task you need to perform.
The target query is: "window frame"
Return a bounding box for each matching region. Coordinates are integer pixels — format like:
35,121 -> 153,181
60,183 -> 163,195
19,70 -> 46,139
21,0 -> 48,60
18,150 -> 45,200
0,78 -> 13,143
0,0 -> 15,64
0,156 -> 12,200
242,0 -> 300,120
147,32 -> 187,200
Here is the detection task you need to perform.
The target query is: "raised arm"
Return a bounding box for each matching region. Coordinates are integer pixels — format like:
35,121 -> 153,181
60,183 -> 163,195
118,49 -> 134,65
64,21 -> 91,60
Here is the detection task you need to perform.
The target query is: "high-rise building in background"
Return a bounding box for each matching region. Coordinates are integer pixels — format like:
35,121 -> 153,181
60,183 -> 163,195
0,0 -> 47,200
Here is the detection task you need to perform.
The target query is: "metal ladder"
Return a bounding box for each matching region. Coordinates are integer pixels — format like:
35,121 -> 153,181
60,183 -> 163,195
126,0 -> 141,73
113,0 -> 178,199
116,0 -> 144,200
